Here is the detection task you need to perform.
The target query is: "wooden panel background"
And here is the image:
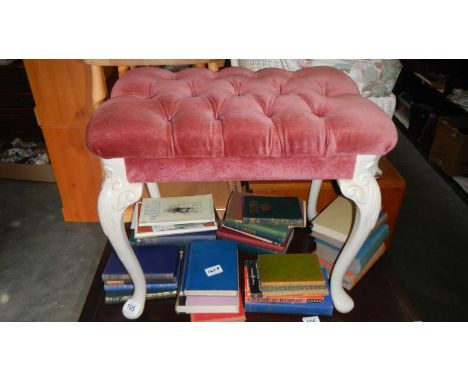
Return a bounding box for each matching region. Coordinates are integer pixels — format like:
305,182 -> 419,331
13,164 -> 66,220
24,59 -> 102,221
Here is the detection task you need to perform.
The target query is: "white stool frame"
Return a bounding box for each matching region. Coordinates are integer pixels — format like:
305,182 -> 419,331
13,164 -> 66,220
98,154 -> 381,319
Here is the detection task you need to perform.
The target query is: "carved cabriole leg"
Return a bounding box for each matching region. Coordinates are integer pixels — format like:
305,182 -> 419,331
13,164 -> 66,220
333,155 -> 381,313
98,158 -> 145,319
307,179 -> 323,221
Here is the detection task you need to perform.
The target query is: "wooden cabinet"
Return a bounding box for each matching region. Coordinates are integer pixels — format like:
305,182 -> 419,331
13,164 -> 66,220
247,157 -> 406,248
23,59 -> 235,222
24,59 -> 103,222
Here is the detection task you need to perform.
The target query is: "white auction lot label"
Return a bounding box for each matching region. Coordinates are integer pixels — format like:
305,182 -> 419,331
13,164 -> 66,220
205,264 -> 223,277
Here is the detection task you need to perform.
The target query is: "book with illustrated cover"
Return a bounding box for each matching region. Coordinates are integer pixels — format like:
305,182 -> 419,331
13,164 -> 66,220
182,240 -> 238,296
139,194 -> 215,227
132,203 -> 218,238
102,244 -> 180,282
242,195 -> 305,226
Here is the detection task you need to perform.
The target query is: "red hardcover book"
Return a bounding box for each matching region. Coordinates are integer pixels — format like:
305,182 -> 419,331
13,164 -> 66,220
216,226 -> 288,252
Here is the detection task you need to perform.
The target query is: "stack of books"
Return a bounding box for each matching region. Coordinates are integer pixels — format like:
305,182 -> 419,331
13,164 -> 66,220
102,245 -> 181,304
129,194 -> 218,247
311,195 -> 389,290
176,240 -> 245,321
217,192 -> 306,254
244,253 -> 333,316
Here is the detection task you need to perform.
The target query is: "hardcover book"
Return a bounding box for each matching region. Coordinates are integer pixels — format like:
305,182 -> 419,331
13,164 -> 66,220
175,295 -> 239,314
320,243 -> 386,290
244,265 -> 323,303
102,245 -> 180,282
223,191 -> 292,244
104,290 -> 177,305
183,240 -> 238,296
216,226 -> 290,253
242,195 -> 305,226
190,293 -> 246,322
244,269 -> 333,316
133,203 -> 218,239
311,196 -> 387,248
316,224 -> 389,274
257,253 -> 325,287
129,229 -> 216,247
103,282 -> 178,293
139,194 -> 216,226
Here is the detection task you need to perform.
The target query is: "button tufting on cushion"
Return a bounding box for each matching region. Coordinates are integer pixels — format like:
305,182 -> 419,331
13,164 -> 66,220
86,66 -> 397,182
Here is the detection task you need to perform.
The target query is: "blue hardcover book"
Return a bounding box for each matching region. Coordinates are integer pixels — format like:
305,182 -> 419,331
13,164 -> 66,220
315,224 -> 389,275
244,269 -> 333,316
104,282 -> 178,292
129,230 -> 216,247
183,240 -> 238,296
102,245 -> 180,282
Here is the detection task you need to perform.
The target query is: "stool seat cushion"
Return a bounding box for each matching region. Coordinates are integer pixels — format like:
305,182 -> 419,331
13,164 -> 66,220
86,66 -> 397,182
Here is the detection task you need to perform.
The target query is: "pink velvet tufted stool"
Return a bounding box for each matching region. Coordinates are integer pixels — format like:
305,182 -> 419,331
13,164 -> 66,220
86,66 -> 397,319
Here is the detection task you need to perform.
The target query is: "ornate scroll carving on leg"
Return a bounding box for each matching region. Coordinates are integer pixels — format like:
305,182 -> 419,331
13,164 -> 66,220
98,158 -> 144,319
333,155 -> 382,313
307,179 -> 323,221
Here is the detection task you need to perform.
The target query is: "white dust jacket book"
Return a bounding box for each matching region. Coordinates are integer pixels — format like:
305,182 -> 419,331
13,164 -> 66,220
139,194 -> 216,226
311,196 -> 353,244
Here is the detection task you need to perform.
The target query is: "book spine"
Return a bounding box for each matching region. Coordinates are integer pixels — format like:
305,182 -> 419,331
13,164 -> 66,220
245,261 -> 262,296
103,283 -> 178,292
220,239 -> 282,255
243,217 -> 304,227
245,296 -> 323,304
177,244 -> 191,296
315,224 -> 389,274
349,224 -> 389,274
216,229 -> 285,252
223,219 -> 287,244
105,290 -> 177,304
130,233 -> 216,247
244,301 -> 333,316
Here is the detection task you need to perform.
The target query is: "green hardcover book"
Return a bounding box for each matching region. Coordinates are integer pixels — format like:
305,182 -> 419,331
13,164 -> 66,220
223,192 -> 293,243
257,253 -> 325,287
242,195 -> 304,226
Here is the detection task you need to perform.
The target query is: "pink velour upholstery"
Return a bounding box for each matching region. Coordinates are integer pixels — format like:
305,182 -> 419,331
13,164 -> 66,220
86,66 -> 397,182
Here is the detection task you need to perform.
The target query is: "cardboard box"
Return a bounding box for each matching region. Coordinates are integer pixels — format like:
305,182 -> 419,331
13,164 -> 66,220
0,161 -> 55,182
429,117 -> 468,176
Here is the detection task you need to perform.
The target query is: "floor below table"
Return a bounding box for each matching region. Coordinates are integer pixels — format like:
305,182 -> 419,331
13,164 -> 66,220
79,229 -> 421,322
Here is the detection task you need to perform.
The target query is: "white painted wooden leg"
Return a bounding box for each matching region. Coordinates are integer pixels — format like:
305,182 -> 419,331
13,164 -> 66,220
146,183 -> 160,198
98,158 -> 145,319
307,179 -> 323,221
333,155 -> 381,313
